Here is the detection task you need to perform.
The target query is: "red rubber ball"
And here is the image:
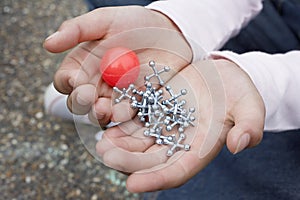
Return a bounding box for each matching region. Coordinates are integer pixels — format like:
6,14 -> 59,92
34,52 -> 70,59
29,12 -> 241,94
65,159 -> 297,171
100,47 -> 140,88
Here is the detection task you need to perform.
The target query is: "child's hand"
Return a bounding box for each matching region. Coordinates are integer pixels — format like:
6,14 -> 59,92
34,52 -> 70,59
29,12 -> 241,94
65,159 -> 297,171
43,6 -> 192,126
96,59 -> 265,193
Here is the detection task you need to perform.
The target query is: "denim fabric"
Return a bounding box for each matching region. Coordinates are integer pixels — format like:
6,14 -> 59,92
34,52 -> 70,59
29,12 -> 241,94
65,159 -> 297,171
84,0 -> 156,10
83,0 -> 300,199
222,0 -> 300,53
145,130 -> 300,200
280,0 -> 300,41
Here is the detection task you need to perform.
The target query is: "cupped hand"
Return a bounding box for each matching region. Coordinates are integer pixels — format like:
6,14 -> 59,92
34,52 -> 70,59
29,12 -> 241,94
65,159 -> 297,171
96,59 -> 265,193
43,6 -> 192,126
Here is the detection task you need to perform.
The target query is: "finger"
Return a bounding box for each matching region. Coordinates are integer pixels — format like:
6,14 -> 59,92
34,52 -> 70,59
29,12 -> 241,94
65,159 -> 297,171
105,117 -> 143,138
54,27 -> 191,99
111,100 -> 136,122
88,97 -> 113,126
126,156 -> 193,192
96,120 -> 148,156
54,42 -> 104,94
44,8 -> 116,53
96,134 -> 153,158
126,151 -> 207,193
67,84 -> 98,115
102,145 -> 169,173
226,93 -> 265,154
96,118 -> 175,173
52,44 -> 92,94
125,125 -> 225,193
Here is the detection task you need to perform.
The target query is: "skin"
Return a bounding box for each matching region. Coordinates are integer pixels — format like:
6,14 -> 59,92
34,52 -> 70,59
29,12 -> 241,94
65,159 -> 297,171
44,6 -> 265,193
44,6 -> 192,125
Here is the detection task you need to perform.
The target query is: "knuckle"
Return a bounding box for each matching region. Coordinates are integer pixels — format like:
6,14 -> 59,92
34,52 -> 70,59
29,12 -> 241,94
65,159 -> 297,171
59,19 -> 73,30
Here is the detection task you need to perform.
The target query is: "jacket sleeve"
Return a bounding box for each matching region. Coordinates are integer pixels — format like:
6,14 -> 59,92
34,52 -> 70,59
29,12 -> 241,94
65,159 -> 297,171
210,50 -> 300,131
146,0 -> 263,60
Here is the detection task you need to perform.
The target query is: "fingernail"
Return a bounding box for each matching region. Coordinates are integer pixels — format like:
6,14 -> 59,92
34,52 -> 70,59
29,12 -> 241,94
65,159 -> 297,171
45,31 -> 60,41
234,133 -> 250,154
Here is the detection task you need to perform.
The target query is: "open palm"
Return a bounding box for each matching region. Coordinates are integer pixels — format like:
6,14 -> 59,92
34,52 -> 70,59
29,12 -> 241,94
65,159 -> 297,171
44,6 -> 265,193
43,6 -> 192,126
96,59 -> 265,193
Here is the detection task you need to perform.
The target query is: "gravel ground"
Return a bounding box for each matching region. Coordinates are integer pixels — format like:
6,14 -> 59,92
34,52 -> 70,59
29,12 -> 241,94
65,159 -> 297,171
0,1 -> 141,199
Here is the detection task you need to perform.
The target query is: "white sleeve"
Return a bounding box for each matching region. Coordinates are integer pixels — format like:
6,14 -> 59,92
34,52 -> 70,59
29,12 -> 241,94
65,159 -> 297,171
210,50 -> 300,131
146,0 -> 263,60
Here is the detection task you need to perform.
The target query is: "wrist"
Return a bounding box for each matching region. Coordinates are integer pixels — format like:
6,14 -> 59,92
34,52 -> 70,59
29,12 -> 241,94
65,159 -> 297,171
148,9 -> 193,63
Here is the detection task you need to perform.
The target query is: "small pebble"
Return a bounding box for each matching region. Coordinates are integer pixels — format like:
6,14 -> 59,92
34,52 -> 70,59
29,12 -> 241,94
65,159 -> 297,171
91,194 -> 98,200
25,176 -> 31,184
35,112 -> 43,119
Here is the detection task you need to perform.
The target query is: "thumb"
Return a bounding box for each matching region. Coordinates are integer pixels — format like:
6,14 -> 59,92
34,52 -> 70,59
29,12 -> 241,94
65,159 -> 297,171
226,93 -> 265,154
43,8 -> 116,53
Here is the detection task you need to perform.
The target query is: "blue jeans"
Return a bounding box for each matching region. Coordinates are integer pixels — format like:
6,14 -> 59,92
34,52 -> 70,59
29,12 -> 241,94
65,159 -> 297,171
84,0 -> 156,10
147,130 -> 300,200
84,0 -> 300,199
222,0 -> 300,53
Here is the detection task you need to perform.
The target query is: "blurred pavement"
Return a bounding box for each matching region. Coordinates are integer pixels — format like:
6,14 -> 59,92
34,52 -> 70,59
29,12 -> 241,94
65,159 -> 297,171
0,1 -> 141,199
